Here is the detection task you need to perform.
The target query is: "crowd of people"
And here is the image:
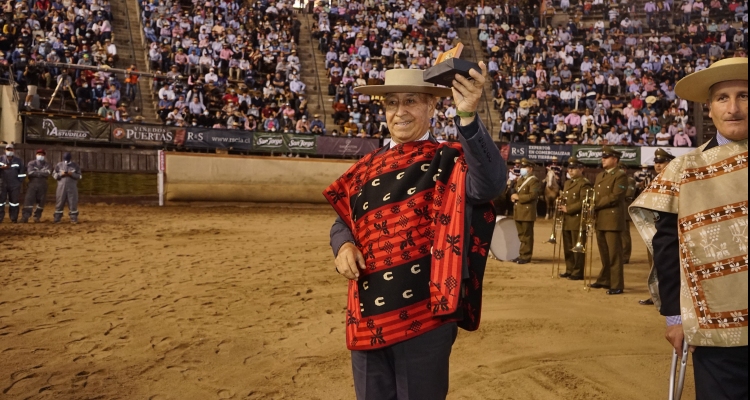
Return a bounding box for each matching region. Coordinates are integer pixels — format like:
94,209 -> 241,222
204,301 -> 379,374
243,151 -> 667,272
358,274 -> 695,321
456,0 -> 747,147
138,0 -> 320,131
0,0 -> 747,145
0,0 -> 128,116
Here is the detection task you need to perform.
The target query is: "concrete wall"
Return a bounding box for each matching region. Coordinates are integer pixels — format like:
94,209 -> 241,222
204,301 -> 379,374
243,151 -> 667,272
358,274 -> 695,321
165,153 -> 355,203
0,86 -> 22,144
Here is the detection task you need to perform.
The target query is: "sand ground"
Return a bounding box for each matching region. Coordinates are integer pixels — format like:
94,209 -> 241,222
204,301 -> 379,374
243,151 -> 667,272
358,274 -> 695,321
0,205 -> 694,400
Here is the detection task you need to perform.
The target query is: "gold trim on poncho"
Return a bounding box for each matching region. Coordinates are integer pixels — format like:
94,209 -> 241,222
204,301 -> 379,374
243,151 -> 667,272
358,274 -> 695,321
630,139 -> 748,347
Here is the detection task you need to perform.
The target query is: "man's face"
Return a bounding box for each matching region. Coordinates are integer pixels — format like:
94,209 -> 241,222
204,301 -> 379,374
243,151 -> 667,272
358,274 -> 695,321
708,80 -> 748,141
654,161 -> 668,174
385,92 -> 435,144
601,155 -> 618,169
568,166 -> 582,178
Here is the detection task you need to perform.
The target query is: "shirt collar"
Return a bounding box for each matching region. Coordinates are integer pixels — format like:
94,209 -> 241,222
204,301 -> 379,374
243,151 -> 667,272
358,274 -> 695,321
715,131 -> 733,146
389,131 -> 431,148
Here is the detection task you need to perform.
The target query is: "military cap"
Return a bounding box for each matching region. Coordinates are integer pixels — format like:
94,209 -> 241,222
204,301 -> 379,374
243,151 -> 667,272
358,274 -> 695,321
521,158 -> 536,167
653,148 -> 675,163
568,156 -> 584,168
601,146 -> 622,159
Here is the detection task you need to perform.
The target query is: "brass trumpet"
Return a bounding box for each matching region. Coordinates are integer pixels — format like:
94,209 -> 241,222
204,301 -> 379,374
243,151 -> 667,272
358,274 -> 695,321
573,189 -> 597,291
547,197 -> 565,278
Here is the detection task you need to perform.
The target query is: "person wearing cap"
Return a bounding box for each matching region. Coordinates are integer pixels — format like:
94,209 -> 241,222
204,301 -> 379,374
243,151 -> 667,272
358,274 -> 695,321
20,149 -> 52,223
637,148 -> 675,306
589,146 -> 628,294
630,57 -> 748,399
558,156 -> 593,279
0,143 -> 26,223
323,64 -> 506,400
52,152 -> 82,224
511,158 -> 541,264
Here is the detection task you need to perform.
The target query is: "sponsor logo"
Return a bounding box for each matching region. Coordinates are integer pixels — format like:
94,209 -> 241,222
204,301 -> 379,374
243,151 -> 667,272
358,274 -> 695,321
256,136 -> 284,147
287,138 -> 315,148
40,118 -> 89,139
112,126 -> 174,142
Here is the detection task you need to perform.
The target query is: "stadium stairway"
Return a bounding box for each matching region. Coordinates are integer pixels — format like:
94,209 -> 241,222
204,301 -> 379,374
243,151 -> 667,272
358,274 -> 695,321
296,12 -> 337,134
458,27 -> 501,139
110,0 -> 159,124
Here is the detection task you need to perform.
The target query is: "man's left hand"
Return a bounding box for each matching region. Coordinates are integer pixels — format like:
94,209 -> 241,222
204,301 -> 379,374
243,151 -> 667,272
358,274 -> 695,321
451,61 -> 487,116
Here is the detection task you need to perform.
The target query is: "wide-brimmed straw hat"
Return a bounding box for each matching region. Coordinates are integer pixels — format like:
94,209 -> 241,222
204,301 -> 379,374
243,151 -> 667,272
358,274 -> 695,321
675,57 -> 748,102
354,69 -> 453,97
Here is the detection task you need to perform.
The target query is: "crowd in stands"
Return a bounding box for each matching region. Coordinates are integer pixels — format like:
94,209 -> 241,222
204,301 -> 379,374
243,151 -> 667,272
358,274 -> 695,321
138,0 -> 323,131
0,0 -> 747,146
313,0 -> 747,145
460,0 -> 747,147
0,0 -> 127,117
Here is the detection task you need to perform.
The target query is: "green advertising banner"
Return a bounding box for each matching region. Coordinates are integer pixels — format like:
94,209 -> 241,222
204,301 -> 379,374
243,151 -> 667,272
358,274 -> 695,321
252,133 -> 288,152
572,145 -> 641,166
284,134 -> 317,154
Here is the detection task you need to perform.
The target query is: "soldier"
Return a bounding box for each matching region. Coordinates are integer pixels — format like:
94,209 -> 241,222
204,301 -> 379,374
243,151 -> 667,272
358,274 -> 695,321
21,149 -> 52,223
510,158 -> 542,264
0,143 -> 26,223
638,148 -> 676,306
632,163 -> 653,196
558,157 -> 593,280
620,163 -> 637,264
52,152 -> 82,224
589,146 -> 628,295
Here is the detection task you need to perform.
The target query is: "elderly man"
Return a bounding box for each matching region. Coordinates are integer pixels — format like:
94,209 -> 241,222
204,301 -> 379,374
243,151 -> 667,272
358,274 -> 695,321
631,57 -> 748,399
323,64 -> 506,399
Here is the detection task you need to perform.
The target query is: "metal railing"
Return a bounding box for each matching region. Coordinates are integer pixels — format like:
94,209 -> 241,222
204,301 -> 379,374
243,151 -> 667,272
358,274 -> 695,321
117,0 -> 146,117
304,12 -> 328,128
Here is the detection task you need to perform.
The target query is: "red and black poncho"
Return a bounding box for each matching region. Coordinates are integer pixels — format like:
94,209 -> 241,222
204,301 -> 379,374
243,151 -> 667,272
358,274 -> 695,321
324,140 -> 495,351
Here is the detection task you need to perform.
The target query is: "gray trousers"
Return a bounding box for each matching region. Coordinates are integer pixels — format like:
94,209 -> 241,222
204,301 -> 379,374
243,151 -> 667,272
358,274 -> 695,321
351,322 -> 458,400
0,183 -> 21,222
22,180 -> 48,220
54,184 -> 79,222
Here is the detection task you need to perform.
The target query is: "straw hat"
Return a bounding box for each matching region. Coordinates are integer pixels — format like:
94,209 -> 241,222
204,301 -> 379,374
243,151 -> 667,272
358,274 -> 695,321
645,96 -> 657,104
525,35 -> 534,41
354,69 -> 452,97
520,100 -> 529,108
675,57 -> 748,102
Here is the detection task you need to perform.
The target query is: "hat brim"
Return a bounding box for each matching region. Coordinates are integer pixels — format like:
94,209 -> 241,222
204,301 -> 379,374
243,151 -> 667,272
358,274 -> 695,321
354,85 -> 453,97
675,61 -> 748,102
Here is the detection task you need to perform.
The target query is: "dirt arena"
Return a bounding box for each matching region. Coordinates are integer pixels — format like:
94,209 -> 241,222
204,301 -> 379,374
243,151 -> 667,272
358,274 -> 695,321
0,204 -> 694,399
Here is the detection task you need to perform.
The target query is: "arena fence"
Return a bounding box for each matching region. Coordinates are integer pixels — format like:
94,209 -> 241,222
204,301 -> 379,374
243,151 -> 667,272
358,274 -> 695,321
21,115 -> 380,157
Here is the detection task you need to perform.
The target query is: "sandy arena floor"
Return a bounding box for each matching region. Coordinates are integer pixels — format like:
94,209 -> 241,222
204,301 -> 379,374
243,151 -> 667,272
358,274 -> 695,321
0,204 -> 694,400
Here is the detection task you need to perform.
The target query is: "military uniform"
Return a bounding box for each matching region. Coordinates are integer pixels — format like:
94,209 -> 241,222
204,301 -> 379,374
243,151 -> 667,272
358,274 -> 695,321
560,158 -> 592,279
591,147 -> 628,293
513,159 -> 541,263
621,168 -> 637,264
0,145 -> 26,223
21,150 -> 52,223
